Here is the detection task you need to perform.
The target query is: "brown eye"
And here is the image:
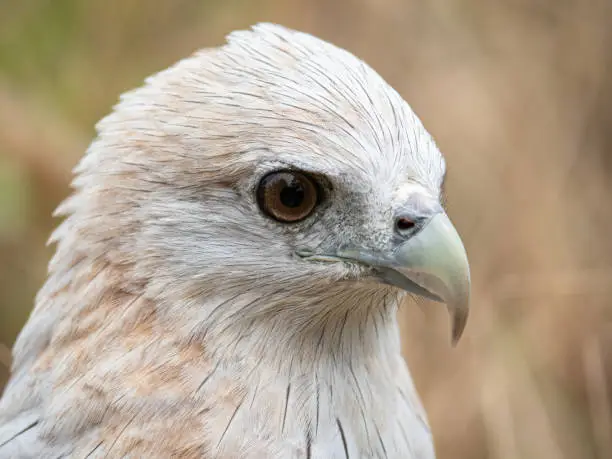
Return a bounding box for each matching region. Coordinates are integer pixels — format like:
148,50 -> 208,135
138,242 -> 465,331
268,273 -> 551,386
257,171 -> 320,223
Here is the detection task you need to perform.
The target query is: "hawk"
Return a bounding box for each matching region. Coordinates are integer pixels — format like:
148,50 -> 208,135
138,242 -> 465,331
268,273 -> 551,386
0,23 -> 470,458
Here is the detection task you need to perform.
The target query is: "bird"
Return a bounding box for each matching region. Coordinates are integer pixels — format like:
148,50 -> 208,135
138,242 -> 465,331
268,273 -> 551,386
0,23 -> 470,458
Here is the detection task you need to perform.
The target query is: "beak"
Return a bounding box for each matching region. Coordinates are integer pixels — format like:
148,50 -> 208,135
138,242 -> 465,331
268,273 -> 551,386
334,212 -> 470,345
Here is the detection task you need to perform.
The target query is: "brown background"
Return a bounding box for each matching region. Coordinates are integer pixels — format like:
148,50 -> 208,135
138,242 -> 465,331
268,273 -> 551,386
1,1 -> 612,458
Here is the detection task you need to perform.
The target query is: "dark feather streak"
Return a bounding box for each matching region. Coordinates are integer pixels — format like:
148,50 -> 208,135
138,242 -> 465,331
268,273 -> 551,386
196,360 -> 220,393
104,412 -> 138,457
0,420 -> 39,449
336,418 -> 350,459
216,397 -> 245,448
84,441 -> 104,458
375,423 -> 389,458
281,383 -> 291,433
305,430 -> 312,459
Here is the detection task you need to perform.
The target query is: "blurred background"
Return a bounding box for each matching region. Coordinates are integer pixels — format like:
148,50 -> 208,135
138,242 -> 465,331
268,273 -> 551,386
1,0 -> 612,457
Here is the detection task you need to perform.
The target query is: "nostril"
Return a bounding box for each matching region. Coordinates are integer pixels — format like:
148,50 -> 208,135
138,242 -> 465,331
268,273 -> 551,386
395,217 -> 416,232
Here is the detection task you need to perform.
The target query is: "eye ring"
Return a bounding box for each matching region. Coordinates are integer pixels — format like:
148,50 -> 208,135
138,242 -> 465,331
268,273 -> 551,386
257,170 -> 320,223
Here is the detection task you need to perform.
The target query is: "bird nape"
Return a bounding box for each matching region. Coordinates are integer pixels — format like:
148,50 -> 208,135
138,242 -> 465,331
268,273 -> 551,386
0,23 -> 470,459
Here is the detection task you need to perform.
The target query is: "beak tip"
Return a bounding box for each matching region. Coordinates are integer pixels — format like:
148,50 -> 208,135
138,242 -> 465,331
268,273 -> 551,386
450,307 -> 469,346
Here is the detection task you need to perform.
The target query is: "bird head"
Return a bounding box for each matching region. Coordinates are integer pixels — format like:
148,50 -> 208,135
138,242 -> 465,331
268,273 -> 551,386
57,23 -> 469,347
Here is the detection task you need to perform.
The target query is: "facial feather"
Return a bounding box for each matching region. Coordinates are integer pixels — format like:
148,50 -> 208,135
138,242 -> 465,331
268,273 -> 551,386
52,22 -> 445,324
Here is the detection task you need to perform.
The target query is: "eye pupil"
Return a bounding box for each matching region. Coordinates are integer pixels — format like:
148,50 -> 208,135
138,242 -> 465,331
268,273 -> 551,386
279,184 -> 305,208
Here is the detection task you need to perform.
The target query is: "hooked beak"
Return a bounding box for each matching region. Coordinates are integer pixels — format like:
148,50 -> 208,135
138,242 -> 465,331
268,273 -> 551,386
299,212 -> 470,345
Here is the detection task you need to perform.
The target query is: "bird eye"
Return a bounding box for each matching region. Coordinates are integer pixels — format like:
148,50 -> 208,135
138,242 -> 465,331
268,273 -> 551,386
257,171 -> 320,223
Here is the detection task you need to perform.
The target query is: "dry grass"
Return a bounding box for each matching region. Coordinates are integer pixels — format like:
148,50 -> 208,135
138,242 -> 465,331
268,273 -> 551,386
1,0 -> 612,457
